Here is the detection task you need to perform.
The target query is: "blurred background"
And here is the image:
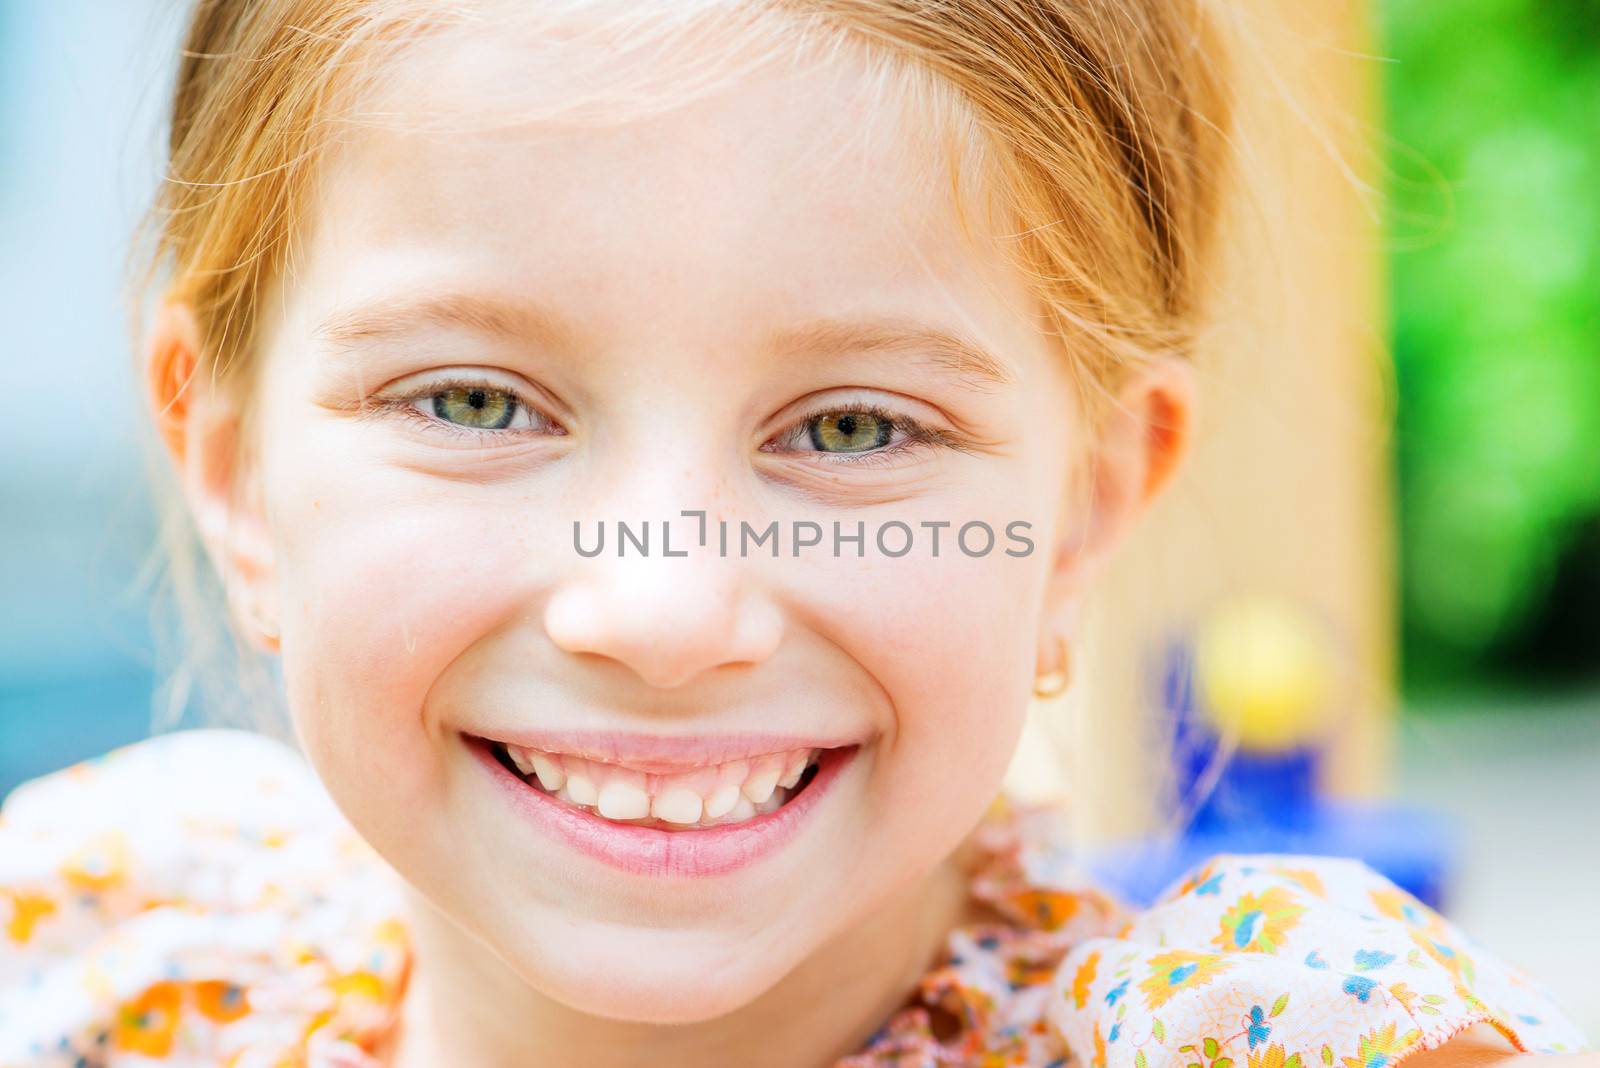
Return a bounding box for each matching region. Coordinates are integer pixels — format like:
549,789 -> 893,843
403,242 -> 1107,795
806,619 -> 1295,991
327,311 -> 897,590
1,0 -> 1596,1040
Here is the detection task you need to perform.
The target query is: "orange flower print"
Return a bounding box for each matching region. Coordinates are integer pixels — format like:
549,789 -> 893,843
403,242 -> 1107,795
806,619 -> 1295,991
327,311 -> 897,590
4,890 -> 57,944
1138,950 -> 1234,1010
114,980 -> 182,1056
1452,981 -> 1490,1016
1072,951 -> 1101,1009
1174,860 -> 1221,897
1369,887 -> 1444,935
1269,866 -> 1327,898
301,1006 -> 337,1045
1214,887 -> 1307,954
1340,1022 -> 1421,1068
1093,1020 -> 1108,1068
194,979 -> 251,1023
373,916 -> 410,949
330,967 -> 394,1020
1410,929 -> 1477,985
1249,1043 -> 1305,1068
1005,887 -> 1081,931
61,831 -> 131,893
1005,953 -> 1058,989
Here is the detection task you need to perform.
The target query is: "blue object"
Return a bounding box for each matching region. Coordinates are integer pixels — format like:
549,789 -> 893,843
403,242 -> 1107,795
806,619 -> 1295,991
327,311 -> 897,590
1079,637 -> 1457,910
1079,800 -> 1457,910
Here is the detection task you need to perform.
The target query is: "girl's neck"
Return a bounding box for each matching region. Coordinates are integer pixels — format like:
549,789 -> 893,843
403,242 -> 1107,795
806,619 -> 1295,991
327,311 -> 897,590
377,833 -> 988,1068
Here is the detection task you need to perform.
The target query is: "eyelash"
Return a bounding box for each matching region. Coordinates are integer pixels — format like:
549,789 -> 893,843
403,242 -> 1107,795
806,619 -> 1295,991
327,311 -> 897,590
367,377 -> 972,464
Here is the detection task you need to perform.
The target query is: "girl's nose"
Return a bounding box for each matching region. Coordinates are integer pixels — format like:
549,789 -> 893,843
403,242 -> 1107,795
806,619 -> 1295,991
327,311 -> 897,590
542,521 -> 785,691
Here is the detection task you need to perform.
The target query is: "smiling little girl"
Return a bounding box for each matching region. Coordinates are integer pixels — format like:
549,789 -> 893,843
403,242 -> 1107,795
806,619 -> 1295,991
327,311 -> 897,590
0,1 -> 1590,1066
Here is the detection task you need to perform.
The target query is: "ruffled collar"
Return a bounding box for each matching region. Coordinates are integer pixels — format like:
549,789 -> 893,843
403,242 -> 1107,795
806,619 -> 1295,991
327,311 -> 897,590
837,793 -> 1130,1066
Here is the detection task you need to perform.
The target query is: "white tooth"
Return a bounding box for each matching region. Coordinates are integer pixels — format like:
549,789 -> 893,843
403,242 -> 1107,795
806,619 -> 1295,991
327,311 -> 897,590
778,754 -> 806,789
756,791 -> 785,815
704,783 -> 741,819
529,752 -> 566,792
565,772 -> 598,806
505,745 -> 535,775
742,766 -> 780,804
723,795 -> 757,824
555,784 -> 574,804
597,781 -> 651,820
651,787 -> 704,825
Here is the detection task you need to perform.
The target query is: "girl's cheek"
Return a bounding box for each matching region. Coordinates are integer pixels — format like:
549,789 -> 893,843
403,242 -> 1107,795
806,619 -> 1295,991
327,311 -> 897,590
268,460 -> 536,813
862,626 -> 1029,878
802,546 -> 1041,825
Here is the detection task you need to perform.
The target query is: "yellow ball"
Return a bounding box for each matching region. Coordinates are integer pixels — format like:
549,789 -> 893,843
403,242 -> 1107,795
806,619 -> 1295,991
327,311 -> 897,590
1192,595 -> 1333,751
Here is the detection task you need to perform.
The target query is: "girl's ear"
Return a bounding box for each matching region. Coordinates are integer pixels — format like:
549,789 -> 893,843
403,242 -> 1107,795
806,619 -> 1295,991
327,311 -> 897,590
1083,352 -> 1196,551
145,301 -> 281,654
1035,353 -> 1196,672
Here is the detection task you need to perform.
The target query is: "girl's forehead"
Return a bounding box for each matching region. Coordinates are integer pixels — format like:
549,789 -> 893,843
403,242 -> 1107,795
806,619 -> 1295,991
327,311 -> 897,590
332,8 -> 972,225
288,14 -> 1041,369
358,1 -> 863,133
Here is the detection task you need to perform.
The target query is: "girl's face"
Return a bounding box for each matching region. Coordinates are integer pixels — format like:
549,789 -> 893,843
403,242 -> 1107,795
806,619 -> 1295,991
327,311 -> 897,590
174,19 -> 1184,1026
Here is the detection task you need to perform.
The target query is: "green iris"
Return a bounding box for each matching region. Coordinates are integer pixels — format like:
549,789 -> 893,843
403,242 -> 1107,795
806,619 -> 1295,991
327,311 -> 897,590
432,386 -> 516,430
809,411 -> 892,453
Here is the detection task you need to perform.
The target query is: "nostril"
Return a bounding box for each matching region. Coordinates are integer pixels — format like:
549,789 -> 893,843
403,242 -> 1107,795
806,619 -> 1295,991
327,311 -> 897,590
541,570 -> 784,691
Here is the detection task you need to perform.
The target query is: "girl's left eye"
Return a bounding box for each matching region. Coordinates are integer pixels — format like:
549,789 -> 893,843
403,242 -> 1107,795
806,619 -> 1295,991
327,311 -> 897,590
764,402 -> 965,466
806,409 -> 895,453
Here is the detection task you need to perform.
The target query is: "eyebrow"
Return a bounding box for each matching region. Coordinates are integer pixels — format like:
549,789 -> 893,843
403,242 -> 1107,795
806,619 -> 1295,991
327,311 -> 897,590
315,293 -> 577,351
315,293 -> 1017,389
767,316 -> 1017,390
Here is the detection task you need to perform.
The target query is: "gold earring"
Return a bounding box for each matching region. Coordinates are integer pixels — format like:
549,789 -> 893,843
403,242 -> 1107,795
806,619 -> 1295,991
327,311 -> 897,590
1032,635 -> 1071,698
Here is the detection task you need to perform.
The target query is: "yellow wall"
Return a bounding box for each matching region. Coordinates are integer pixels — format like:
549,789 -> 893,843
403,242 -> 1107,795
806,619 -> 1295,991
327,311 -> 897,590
1004,0 -> 1392,841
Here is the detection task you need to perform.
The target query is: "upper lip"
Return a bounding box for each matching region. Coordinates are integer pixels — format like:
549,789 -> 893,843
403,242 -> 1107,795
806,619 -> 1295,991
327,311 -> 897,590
469,729 -> 859,772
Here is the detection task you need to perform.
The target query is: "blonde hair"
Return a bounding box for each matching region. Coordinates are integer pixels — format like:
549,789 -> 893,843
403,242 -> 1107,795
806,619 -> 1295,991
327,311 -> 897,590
133,0 -> 1234,738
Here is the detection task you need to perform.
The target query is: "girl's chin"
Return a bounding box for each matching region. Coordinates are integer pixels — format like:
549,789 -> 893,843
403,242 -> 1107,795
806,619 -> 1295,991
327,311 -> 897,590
505,940 -> 801,1025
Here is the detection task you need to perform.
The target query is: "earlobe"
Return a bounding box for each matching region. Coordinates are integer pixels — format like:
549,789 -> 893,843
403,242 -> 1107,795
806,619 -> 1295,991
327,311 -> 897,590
145,300 -> 280,654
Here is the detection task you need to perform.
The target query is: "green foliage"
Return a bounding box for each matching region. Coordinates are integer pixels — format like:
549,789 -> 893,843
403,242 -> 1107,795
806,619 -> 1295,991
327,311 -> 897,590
1381,0 -> 1600,689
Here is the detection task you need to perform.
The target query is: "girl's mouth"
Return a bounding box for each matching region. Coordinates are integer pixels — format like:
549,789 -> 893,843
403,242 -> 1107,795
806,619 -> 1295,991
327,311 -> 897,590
485,738 -> 824,831
464,732 -> 857,878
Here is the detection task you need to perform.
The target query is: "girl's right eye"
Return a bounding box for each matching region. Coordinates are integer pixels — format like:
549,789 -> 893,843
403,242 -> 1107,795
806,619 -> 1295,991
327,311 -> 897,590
368,375 -> 566,444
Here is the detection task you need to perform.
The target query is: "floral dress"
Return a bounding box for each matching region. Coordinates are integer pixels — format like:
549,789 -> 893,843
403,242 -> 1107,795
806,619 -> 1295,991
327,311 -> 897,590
0,729 -> 1587,1067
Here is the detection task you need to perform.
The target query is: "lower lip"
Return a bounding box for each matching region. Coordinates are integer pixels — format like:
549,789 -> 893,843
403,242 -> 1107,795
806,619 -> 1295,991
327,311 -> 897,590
466,735 -> 856,878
